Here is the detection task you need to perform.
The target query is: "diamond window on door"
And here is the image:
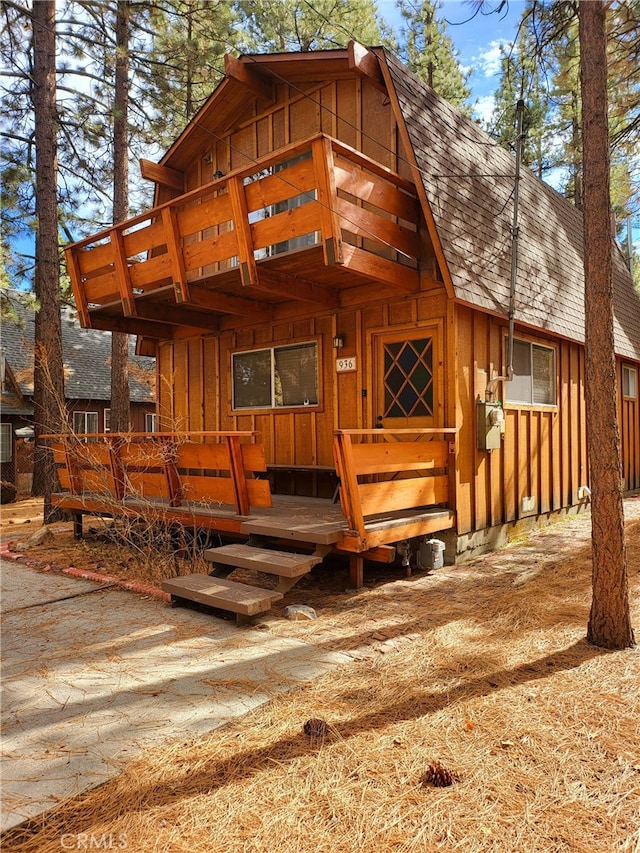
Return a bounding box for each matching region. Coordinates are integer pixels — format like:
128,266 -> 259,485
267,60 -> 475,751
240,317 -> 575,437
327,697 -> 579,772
383,338 -> 433,417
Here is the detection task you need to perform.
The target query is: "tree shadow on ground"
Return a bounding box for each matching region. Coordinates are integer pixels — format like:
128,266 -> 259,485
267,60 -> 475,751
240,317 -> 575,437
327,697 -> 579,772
1,636 -> 614,849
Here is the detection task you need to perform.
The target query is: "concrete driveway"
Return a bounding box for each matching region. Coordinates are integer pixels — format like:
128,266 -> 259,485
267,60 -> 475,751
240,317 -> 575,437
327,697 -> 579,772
0,558 -> 350,832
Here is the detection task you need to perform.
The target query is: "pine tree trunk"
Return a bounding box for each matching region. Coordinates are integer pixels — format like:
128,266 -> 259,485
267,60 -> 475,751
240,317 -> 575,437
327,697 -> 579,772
110,0 -> 131,434
31,0 -> 66,522
579,1 -> 635,649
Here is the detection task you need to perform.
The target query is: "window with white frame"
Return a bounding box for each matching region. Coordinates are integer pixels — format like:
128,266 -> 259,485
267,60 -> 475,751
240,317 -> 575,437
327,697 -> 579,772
0,424 -> 12,462
232,342 -> 319,410
145,412 -> 158,432
73,411 -> 99,436
104,408 -> 111,432
505,339 -> 556,406
623,365 -> 637,399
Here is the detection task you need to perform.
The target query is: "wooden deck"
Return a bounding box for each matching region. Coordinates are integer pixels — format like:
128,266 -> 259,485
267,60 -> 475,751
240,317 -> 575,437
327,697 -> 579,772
63,134 -> 421,340
47,428 -> 456,595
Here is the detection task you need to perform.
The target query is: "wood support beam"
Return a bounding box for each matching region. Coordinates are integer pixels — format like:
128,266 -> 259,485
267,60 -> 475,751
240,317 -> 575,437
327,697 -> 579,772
255,269 -> 338,308
224,54 -> 275,103
340,245 -> 419,292
136,337 -> 158,357
131,300 -> 221,332
187,283 -> 271,318
88,311 -> 175,339
139,159 -> 185,192
348,42 -> 386,93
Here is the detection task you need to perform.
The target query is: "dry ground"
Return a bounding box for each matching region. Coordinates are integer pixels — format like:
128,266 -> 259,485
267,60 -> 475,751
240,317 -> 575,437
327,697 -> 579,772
1,497 -> 639,853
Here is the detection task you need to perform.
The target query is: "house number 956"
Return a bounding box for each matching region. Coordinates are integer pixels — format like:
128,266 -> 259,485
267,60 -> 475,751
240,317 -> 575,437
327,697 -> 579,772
336,357 -> 357,372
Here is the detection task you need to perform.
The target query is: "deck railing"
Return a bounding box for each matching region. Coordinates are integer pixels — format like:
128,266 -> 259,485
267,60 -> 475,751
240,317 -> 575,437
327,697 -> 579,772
44,431 -> 271,517
64,133 -> 420,330
333,428 -> 457,547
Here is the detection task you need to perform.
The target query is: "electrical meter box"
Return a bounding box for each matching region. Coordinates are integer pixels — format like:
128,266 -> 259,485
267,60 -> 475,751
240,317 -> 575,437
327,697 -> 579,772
477,400 -> 505,450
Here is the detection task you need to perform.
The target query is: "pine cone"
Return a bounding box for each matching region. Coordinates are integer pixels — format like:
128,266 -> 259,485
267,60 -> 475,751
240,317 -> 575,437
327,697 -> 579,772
420,761 -> 460,788
303,718 -> 329,738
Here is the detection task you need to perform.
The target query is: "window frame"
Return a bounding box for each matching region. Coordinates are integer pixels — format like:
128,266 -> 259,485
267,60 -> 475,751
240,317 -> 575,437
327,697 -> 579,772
622,365 -> 637,400
104,408 -> 111,432
145,412 -> 158,432
0,423 -> 12,463
231,339 -> 322,413
504,337 -> 557,408
72,410 -> 99,436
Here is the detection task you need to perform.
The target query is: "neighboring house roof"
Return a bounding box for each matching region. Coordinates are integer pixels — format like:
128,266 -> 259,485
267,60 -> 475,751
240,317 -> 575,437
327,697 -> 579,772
378,47 -> 640,362
1,291 -> 155,403
0,391 -> 33,418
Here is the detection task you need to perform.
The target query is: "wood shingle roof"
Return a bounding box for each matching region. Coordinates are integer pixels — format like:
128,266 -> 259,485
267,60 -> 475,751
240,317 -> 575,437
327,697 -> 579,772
380,48 -> 640,362
1,292 -> 155,402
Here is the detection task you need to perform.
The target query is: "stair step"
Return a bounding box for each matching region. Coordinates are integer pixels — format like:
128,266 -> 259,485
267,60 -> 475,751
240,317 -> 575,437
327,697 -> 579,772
240,519 -> 343,545
204,544 -> 321,578
162,574 -> 283,616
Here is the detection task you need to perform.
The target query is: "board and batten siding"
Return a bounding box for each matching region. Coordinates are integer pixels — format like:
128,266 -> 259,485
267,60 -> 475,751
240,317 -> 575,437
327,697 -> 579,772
155,75 -> 413,210
452,304 -> 592,540
157,295 -> 639,541
156,287 -> 449,466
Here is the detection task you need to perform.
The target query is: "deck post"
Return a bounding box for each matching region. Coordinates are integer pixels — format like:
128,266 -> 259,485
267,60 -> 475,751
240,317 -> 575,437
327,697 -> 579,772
62,438 -> 83,496
333,431 -> 367,540
227,176 -> 258,288
311,137 -> 343,266
349,555 -> 364,589
160,436 -> 184,508
111,228 -> 137,317
107,435 -> 126,500
161,206 -> 190,304
73,512 -> 83,540
227,435 -> 251,516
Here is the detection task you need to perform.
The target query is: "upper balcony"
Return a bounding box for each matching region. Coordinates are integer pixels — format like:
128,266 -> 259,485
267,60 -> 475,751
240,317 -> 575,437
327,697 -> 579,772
65,134 -> 421,339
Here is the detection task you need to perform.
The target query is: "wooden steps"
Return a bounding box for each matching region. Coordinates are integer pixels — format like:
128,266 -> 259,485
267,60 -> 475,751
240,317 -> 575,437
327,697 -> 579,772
163,542 -> 329,624
162,574 -> 283,625
241,518 -> 343,544
204,543 -> 322,578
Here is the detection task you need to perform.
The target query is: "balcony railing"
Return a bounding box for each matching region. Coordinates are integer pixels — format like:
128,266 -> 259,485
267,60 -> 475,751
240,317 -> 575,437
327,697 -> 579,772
65,134 -> 420,336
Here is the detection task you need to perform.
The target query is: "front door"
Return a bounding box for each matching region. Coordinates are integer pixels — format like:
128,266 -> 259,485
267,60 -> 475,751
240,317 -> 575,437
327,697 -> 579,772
374,326 -> 443,430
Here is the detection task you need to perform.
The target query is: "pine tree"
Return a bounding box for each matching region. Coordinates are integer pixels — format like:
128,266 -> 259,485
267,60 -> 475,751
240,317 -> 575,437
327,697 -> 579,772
490,3 -> 553,179
30,0 -> 66,518
579,0 -> 635,650
142,1 -> 239,140
110,0 -> 131,434
234,0 -> 385,53
396,0 -> 470,109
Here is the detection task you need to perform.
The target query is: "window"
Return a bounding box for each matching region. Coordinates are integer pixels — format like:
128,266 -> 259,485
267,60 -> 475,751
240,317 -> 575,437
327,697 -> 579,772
232,342 -> 319,410
0,424 -> 12,462
505,339 -> 556,406
623,365 -> 637,399
73,411 -> 98,436
145,413 -> 158,432
104,408 -> 111,432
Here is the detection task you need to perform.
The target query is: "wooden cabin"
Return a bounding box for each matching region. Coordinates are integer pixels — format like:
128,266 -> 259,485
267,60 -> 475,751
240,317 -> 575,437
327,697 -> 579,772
57,44 -> 640,615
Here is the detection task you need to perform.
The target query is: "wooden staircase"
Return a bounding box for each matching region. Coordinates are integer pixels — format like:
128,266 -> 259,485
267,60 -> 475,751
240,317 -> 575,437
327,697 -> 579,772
161,540 -> 330,624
